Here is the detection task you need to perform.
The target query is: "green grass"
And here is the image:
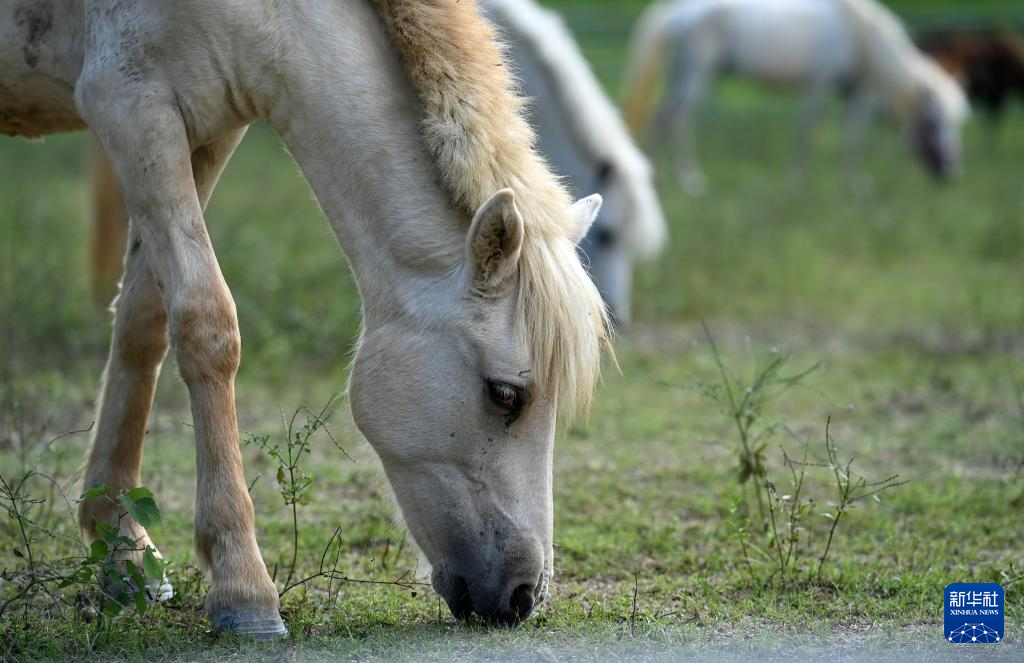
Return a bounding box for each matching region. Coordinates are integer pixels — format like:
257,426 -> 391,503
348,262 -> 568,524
2,2 -> 1024,660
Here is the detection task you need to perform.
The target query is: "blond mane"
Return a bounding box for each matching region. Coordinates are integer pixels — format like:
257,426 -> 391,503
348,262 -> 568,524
369,0 -> 610,418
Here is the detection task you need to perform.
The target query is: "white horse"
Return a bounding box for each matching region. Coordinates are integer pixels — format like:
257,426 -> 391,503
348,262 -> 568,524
1,0 -> 609,634
623,0 -> 970,194
480,0 -> 666,325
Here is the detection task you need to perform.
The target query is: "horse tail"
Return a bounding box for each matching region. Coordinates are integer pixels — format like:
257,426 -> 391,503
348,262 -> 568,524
90,142 -> 128,309
623,1 -> 674,137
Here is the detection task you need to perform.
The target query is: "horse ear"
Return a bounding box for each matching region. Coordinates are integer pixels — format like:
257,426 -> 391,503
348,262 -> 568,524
567,194 -> 603,246
466,189 -> 524,294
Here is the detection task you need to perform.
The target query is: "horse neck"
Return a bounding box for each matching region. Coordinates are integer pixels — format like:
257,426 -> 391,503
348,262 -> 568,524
266,0 -> 467,326
845,1 -> 925,118
493,0 -> 656,240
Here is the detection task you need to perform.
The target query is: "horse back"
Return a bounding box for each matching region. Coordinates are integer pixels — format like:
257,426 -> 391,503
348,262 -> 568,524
666,0 -> 856,85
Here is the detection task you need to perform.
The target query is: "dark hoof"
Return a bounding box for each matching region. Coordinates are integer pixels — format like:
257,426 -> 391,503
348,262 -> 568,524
211,607 -> 288,639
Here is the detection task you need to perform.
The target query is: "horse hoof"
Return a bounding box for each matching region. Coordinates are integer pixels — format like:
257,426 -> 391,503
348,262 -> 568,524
679,171 -> 708,197
153,576 -> 173,602
107,573 -> 173,603
149,575 -> 173,602
210,607 -> 288,639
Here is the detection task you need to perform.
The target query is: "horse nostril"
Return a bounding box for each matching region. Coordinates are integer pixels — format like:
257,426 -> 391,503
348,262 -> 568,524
509,583 -> 536,621
447,575 -> 473,621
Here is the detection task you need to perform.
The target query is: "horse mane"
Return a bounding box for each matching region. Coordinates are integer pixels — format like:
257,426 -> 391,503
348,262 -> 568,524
841,0 -> 968,122
368,0 -> 610,419
914,55 -> 970,122
483,0 -> 666,258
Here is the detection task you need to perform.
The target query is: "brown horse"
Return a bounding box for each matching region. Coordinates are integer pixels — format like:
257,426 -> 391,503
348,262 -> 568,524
920,30 -> 1024,121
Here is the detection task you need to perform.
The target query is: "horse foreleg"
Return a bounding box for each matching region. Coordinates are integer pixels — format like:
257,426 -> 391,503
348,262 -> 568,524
77,72 -> 282,636
79,217 -> 171,599
842,89 -> 874,197
790,83 -> 830,190
658,61 -> 709,196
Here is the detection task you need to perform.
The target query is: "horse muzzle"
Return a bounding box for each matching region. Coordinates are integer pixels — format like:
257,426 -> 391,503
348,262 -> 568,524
431,544 -> 549,626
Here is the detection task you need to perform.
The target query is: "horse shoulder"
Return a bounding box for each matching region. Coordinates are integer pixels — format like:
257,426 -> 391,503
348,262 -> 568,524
78,1 -> 288,145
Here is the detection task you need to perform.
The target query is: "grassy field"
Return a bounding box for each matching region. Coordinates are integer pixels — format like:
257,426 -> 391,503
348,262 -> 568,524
2,1 -> 1024,661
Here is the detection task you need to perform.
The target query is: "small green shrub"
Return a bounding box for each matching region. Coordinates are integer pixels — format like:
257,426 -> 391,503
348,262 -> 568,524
1,476 -> 168,622
242,395 -> 346,590
698,326 -> 904,587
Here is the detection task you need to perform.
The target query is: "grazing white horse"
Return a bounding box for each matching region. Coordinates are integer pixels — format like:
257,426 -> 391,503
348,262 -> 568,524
480,0 -> 666,325
1,0 -> 609,635
623,0 -> 970,194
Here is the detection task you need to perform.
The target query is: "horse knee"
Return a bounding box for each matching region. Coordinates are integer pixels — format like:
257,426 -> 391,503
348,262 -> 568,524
170,293 -> 241,387
113,293 -> 168,371
115,311 -> 169,371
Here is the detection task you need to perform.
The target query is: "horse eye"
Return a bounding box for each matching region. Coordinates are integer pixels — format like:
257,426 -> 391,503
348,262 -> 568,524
486,380 -> 523,415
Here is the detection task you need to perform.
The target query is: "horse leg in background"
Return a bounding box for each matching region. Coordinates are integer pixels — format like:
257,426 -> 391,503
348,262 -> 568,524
978,89 -> 1006,147
90,142 -> 128,308
841,88 -> 875,198
657,50 -> 711,196
77,71 -> 283,636
789,82 -> 831,192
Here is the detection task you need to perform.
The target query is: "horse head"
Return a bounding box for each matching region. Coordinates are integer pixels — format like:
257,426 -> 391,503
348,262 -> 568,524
349,189 -> 604,625
911,61 -> 970,181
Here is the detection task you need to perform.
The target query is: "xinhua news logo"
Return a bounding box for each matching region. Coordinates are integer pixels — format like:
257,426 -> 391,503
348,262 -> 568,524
944,583 -> 1004,644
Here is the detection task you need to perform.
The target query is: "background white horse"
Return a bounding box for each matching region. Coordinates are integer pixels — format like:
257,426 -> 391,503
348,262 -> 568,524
1,0 -> 608,635
481,0 -> 666,325
624,0 -> 970,194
